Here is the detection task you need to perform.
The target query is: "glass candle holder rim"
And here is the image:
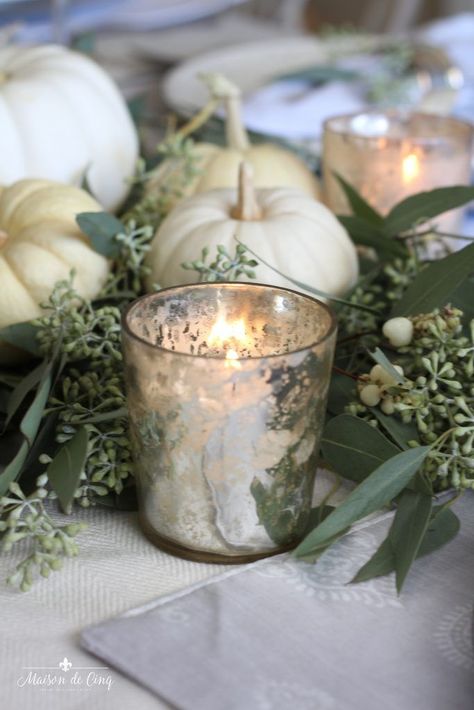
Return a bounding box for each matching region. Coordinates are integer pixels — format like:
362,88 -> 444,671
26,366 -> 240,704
323,110 -> 474,141
122,281 -> 338,362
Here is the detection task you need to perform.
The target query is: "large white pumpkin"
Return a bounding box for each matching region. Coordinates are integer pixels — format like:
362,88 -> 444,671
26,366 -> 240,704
0,44 -> 138,211
146,163 -> 358,297
0,179 -> 110,362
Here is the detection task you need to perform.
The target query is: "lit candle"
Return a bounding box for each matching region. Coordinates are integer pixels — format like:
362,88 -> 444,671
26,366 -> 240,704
122,283 -> 337,563
323,111 -> 473,233
207,314 -> 249,366
402,151 -> 420,185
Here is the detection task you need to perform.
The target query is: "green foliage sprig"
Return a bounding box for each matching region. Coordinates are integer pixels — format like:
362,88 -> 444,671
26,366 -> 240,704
291,180 -> 474,591
348,308 -> 474,491
1,128 -> 474,594
125,134 -> 201,231
181,244 -> 258,282
0,480 -> 85,592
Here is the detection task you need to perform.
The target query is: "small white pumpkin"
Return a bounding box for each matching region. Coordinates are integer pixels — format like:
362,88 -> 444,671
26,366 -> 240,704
146,163 -> 358,297
0,179 -> 110,362
0,44 -> 138,210
147,74 -> 319,203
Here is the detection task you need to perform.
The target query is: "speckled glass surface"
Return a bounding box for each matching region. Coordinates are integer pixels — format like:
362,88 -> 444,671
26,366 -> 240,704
122,283 -> 337,562
323,111 -> 473,233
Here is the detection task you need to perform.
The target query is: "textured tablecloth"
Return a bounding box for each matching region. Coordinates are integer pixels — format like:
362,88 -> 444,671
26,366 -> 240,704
0,469 -> 349,710
1,485 -> 473,710
82,494 -> 474,710
0,504 -> 228,710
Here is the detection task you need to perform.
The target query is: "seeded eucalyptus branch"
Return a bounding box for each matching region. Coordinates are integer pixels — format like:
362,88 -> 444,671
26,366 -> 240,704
1,480 -> 85,592
182,244 -> 258,282
0,221 -> 153,588
293,181 -> 474,591
124,134 -> 201,231
349,308 -> 474,491
1,150 -> 474,593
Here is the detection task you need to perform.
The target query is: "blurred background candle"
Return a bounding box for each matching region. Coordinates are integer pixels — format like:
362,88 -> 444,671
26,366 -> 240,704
323,111 -> 473,233
122,283 -> 336,563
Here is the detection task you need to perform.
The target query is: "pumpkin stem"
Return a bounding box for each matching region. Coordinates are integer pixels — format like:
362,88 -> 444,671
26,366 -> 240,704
231,163 -> 262,221
224,96 -> 250,152
199,73 -> 250,152
0,229 -> 9,248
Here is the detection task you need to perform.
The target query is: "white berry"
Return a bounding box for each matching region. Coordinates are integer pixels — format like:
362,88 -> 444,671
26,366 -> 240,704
370,363 -> 404,386
360,384 -> 382,407
381,396 -> 395,415
382,317 -> 414,347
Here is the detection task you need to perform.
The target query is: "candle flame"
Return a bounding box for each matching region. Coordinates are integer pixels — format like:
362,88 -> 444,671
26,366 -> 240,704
208,315 -> 249,366
402,153 -> 420,184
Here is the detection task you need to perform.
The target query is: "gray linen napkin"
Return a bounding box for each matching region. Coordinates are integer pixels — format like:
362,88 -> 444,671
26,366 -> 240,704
81,495 -> 474,710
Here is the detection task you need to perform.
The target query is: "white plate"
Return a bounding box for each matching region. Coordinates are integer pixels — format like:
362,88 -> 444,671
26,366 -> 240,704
162,35 -> 343,113
162,35 -> 461,141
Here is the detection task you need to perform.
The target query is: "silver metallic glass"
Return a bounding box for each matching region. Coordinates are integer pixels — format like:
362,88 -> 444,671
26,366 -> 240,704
122,283 -> 336,563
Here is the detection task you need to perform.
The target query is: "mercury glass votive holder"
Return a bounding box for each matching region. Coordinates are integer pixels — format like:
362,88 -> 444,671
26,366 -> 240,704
122,283 -> 337,563
323,111 -> 473,233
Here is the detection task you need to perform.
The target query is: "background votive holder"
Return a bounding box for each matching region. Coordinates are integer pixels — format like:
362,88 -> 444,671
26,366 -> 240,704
323,111 -> 473,234
122,283 -> 337,563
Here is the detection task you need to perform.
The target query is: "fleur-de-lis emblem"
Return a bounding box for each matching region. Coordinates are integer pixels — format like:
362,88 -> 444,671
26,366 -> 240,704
59,657 -> 72,672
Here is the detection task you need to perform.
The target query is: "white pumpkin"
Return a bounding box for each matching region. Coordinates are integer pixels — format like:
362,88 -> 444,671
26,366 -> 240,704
0,179 -> 110,362
0,44 -> 138,211
147,74 -> 319,203
146,163 -> 358,297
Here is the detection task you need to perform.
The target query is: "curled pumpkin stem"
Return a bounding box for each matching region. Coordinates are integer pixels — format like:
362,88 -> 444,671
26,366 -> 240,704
176,97 -> 220,140
178,72 -> 250,152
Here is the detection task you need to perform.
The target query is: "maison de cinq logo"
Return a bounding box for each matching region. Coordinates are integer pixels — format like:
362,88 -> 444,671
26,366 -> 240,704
17,657 -> 114,692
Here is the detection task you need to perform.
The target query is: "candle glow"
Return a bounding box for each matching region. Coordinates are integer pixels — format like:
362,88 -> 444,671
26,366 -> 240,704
402,152 -> 420,184
208,314 -> 250,364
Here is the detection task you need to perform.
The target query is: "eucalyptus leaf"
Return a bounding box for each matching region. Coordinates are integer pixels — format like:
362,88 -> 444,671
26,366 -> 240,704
391,242 -> 474,316
0,322 -> 40,356
335,174 -> 384,226
293,445 -> 431,557
21,414 -> 59,490
0,371 -> 23,389
321,414 -> 400,484
337,215 -> 406,258
369,347 -> 404,383
20,368 -> 52,447
0,441 -> 29,496
0,365 -> 52,495
369,408 -> 417,450
278,65 -> 360,84
304,505 -> 336,534
451,275 -> 474,326
295,531 -> 348,564
76,212 -> 125,258
384,185 -> 474,236
351,536 -> 394,583
390,490 -> 433,593
3,360 -> 48,431
326,374 -> 356,416
236,240 -> 380,314
47,427 -> 89,514
352,505 -> 459,584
